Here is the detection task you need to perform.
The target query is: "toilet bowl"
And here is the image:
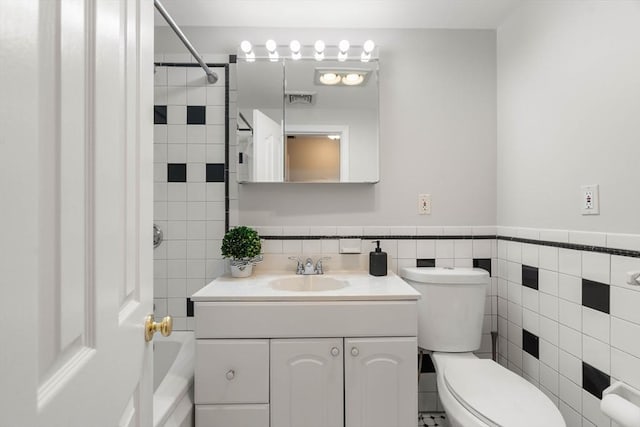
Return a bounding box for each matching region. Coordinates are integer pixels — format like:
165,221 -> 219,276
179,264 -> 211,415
431,352 -> 564,427
401,267 -> 565,427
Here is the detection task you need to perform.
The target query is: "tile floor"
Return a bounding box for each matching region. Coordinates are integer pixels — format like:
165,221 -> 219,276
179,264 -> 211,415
419,412 -> 449,427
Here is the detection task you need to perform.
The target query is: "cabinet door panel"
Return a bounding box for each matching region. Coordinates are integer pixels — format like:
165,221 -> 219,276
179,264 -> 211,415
345,337 -> 417,427
271,338 -> 344,427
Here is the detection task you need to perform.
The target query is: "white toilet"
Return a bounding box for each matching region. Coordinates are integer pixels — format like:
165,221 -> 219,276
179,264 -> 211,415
401,267 -> 566,427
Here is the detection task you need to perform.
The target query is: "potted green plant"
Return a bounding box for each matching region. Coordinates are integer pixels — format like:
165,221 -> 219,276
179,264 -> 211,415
221,226 -> 263,277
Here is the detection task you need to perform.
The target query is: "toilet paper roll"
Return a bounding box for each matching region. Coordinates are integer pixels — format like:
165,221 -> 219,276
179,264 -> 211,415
601,394 -> 640,427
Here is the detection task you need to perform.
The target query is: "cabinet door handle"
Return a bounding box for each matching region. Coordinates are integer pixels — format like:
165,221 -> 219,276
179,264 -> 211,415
351,347 -> 359,357
331,347 -> 340,357
226,369 -> 235,380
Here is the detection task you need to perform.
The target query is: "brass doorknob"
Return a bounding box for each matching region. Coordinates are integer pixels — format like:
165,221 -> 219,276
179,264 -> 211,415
145,315 -> 173,342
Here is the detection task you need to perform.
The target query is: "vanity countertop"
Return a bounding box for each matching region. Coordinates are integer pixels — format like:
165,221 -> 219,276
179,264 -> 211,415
191,271 -> 420,302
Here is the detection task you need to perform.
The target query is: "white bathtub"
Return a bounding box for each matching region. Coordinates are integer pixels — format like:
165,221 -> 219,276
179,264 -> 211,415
154,331 -> 195,427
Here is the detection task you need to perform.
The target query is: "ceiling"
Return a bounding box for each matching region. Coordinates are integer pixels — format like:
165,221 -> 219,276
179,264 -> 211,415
154,0 -> 523,29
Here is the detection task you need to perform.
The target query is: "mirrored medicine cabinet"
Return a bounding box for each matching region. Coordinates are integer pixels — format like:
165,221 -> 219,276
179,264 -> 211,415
236,44 -> 380,183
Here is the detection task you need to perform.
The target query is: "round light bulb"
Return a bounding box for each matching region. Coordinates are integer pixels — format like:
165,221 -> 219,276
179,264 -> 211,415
314,40 -> 325,53
240,40 -> 252,54
363,40 -> 375,54
338,39 -> 350,53
289,40 -> 301,53
265,39 -> 277,53
319,72 -> 341,85
342,73 -> 364,86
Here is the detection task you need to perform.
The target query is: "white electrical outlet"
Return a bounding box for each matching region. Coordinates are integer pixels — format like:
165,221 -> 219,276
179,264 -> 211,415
418,194 -> 431,215
581,184 -> 600,215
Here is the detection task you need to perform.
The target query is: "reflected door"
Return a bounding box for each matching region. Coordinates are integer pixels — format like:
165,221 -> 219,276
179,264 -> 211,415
252,109 -> 284,182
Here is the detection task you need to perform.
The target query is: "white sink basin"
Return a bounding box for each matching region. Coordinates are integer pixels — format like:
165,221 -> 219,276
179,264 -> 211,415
269,275 -> 348,292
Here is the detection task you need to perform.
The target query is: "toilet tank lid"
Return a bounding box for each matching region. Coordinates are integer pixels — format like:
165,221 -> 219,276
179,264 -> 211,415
400,267 -> 489,284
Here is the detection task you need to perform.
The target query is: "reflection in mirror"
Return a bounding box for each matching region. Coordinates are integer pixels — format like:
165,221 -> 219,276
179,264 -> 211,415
236,43 -> 379,183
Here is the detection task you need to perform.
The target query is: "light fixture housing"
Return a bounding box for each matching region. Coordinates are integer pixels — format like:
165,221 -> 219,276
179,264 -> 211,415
289,40 -> 301,60
240,40 -> 255,62
314,40 -> 325,61
338,39 -> 350,62
314,68 -> 371,86
265,39 -> 279,61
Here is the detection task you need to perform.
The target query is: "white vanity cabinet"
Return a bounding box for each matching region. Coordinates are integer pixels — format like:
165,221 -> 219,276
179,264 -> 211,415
191,272 -> 420,427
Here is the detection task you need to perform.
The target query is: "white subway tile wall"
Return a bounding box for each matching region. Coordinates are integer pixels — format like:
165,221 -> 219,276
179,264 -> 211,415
497,228 -> 640,427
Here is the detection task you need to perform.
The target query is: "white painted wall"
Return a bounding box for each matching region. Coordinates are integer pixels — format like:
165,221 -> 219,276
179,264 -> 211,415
156,27 -> 497,226
497,1 -> 640,233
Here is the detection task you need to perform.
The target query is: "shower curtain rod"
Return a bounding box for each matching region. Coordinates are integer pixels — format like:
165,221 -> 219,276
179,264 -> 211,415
154,0 -> 218,84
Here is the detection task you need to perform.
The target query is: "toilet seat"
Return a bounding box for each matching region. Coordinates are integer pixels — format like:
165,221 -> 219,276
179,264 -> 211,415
443,358 -> 565,427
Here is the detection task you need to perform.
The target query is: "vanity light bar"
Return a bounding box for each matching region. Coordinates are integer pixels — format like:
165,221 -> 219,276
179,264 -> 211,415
238,40 -> 377,62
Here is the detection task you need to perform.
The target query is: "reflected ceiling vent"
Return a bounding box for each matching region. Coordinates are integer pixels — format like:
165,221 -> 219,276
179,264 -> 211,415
286,92 -> 316,105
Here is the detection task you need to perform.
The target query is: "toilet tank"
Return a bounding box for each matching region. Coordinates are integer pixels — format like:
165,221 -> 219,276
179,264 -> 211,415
401,267 -> 489,352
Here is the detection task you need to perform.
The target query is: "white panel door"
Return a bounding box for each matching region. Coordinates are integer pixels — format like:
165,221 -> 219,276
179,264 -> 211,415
344,337 -> 418,427
0,0 -> 154,426
252,109 -> 283,181
271,338 -> 344,427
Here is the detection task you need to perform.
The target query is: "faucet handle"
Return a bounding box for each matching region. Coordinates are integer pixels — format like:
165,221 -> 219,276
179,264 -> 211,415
315,256 -> 331,274
288,256 -> 304,274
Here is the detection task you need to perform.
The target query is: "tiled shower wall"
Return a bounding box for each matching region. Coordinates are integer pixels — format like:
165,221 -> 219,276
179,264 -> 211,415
495,227 -> 640,427
153,55 -> 232,330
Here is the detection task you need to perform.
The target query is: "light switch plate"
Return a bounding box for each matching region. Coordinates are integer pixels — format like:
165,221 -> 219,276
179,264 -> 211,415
418,194 -> 431,215
581,184 -> 600,215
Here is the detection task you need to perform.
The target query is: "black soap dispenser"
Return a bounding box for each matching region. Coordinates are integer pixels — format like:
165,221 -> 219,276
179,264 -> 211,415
369,240 -> 387,276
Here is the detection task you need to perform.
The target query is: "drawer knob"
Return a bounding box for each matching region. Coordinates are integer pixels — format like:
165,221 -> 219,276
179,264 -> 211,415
351,347 -> 359,357
226,370 -> 235,380
331,347 -> 340,357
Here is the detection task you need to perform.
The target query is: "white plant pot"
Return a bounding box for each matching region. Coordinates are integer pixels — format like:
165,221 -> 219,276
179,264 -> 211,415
230,263 -> 253,278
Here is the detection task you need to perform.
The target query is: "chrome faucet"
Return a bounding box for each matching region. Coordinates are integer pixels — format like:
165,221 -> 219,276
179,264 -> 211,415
289,256 -> 330,275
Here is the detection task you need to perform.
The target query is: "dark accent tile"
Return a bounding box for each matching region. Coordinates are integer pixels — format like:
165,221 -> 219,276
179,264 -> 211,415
522,265 -> 539,290
417,259 -> 436,268
154,105 -> 167,124
583,362 -> 610,399
229,54 -> 237,64
473,258 -> 492,276
186,298 -> 194,317
522,329 -> 539,359
206,163 -> 225,182
582,279 -> 610,314
419,353 -> 436,373
187,106 -> 206,125
167,163 -> 187,182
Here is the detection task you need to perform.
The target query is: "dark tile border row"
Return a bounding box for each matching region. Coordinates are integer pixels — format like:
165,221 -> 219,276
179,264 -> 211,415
260,235 -> 496,240
256,234 -> 640,258
497,235 -> 640,258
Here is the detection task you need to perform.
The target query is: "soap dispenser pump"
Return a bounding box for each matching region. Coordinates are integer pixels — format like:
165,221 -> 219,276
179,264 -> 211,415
369,240 -> 387,276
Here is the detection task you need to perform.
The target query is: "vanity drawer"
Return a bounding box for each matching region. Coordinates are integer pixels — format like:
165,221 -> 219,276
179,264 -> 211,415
196,404 -> 269,427
195,339 -> 269,404
195,300 -> 417,338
